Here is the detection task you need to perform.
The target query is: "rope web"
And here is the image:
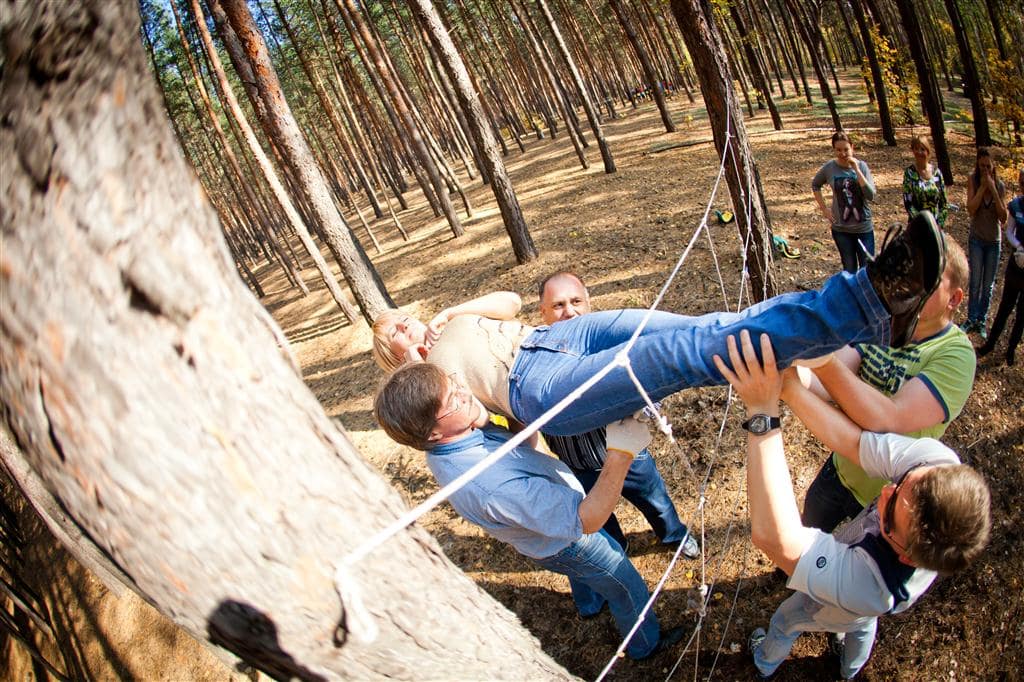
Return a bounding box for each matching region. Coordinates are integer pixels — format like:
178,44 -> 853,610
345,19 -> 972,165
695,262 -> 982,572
337,81 -> 775,680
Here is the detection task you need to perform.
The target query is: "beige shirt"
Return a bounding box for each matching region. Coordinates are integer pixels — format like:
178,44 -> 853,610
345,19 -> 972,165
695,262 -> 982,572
426,315 -> 533,419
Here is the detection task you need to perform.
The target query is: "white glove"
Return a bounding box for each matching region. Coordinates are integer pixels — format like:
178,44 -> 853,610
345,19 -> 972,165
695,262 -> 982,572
605,416 -> 652,456
1015,249 -> 1024,269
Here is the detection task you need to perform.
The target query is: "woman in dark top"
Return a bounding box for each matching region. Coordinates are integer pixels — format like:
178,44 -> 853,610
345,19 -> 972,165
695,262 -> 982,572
978,168 -> 1024,366
963,148 -> 1007,336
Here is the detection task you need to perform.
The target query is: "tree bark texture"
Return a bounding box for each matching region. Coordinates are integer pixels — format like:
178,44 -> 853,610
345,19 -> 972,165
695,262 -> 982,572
669,0 -> 777,300
0,1 -> 573,678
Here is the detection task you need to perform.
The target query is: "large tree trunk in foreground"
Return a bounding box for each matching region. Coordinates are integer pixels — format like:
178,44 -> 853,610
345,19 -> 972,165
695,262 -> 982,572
669,0 -> 777,300
0,1 -> 571,678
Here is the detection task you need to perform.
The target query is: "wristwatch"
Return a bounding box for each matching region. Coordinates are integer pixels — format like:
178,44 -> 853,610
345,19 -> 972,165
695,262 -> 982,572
741,414 -> 781,435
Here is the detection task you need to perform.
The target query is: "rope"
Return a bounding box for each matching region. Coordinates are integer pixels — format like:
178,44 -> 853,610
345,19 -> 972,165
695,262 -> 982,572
335,74 -> 772,679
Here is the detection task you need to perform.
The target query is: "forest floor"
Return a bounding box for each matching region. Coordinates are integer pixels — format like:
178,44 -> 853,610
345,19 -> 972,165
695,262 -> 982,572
274,73 -> 1022,681
4,72 -> 1022,681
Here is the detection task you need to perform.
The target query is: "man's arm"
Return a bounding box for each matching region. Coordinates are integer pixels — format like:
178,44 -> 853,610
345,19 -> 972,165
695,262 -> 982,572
811,354 -> 945,434
577,418 -> 648,533
713,332 -> 811,576
781,368 -> 864,466
791,345 -> 860,400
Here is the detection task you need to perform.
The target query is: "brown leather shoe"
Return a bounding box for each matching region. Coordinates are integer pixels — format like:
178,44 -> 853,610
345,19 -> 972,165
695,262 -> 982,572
866,212 -> 944,347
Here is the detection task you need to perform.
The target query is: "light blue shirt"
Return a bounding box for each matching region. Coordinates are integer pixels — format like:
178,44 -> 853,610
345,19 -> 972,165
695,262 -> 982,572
427,425 -> 585,559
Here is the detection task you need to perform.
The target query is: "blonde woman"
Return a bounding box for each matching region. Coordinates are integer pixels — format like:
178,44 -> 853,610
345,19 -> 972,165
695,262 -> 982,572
369,215 -> 945,437
902,135 -> 949,228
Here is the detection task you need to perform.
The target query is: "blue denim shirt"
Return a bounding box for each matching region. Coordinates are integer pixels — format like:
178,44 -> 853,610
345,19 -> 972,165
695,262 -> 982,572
426,425 -> 585,559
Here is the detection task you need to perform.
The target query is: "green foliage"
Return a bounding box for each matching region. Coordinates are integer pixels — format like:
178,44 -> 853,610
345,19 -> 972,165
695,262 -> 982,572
987,49 -> 1024,156
869,25 -> 918,125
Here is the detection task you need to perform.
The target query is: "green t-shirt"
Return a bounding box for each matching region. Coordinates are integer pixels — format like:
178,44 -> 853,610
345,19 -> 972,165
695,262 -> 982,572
833,324 -> 976,505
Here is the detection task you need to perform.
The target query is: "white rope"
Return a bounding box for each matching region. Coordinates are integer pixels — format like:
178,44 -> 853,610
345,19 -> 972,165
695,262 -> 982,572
596,91 -> 750,680
336,70 -> 776,677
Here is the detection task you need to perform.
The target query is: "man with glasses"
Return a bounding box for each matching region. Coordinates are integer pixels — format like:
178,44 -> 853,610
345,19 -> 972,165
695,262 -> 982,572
373,363 -> 686,661
713,331 -> 990,679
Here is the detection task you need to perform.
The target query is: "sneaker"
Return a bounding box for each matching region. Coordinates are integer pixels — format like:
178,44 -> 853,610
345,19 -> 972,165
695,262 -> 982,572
748,627 -> 776,679
748,627 -> 767,654
977,326 -> 988,341
680,533 -> 700,559
866,212 -> 944,347
977,343 -> 993,357
633,625 -> 686,660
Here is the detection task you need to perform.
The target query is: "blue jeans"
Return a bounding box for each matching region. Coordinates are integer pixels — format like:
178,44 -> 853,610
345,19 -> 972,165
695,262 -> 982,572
801,456 -> 865,533
509,269 -> 890,435
571,450 -> 689,547
967,236 -> 1001,325
534,529 -> 660,659
831,229 -> 875,273
753,591 -> 877,679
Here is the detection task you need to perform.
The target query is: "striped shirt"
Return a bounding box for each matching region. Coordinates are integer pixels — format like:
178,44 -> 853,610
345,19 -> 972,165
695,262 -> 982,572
545,427 -> 607,471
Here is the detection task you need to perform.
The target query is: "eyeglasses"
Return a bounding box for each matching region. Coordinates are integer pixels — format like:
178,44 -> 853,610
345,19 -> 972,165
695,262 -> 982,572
437,374 -> 466,421
882,464 -> 923,553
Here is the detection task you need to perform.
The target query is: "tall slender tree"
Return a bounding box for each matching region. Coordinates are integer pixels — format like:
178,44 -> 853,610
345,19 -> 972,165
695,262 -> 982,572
409,0 -> 539,263
669,0 -> 777,300
893,0 -> 953,182
209,0 -> 394,321
942,0 -> 992,145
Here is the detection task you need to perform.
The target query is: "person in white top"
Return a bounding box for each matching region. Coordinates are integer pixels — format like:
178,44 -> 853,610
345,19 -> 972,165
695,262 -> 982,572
713,331 -> 991,679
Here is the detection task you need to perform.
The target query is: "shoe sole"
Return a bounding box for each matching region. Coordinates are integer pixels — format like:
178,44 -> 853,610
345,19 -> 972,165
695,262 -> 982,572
891,212 -> 944,346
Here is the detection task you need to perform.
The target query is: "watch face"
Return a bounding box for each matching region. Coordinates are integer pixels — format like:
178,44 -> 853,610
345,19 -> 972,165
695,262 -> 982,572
749,415 -> 770,434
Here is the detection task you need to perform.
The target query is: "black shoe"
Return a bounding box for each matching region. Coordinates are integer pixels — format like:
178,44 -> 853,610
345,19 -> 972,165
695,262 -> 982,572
866,212 -> 944,347
633,625 -> 686,660
976,344 -> 993,357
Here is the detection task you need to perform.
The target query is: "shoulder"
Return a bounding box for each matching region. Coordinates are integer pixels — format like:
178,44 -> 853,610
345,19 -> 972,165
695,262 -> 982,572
790,530 -> 892,616
918,326 -> 976,365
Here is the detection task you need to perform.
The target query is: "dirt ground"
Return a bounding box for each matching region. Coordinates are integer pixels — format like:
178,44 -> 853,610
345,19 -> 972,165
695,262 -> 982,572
5,72 -> 1022,680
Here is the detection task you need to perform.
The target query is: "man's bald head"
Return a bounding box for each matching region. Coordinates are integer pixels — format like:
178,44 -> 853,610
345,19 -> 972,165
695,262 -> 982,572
538,271 -> 591,324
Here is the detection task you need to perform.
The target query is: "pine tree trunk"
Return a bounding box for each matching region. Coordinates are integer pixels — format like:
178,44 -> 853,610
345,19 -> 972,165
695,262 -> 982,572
942,0 -> 992,145
608,0 -> 677,132
535,0 -> 616,172
209,0 -> 395,323
669,0 -> 777,301
785,0 -> 843,129
728,1 -> 784,129
850,0 -> 896,145
0,1 -> 573,678
410,0 -> 538,263
892,0 -> 954,183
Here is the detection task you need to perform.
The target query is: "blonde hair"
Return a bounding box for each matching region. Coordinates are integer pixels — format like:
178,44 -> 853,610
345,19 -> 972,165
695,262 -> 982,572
371,310 -> 405,373
910,134 -> 931,153
943,236 -> 968,293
